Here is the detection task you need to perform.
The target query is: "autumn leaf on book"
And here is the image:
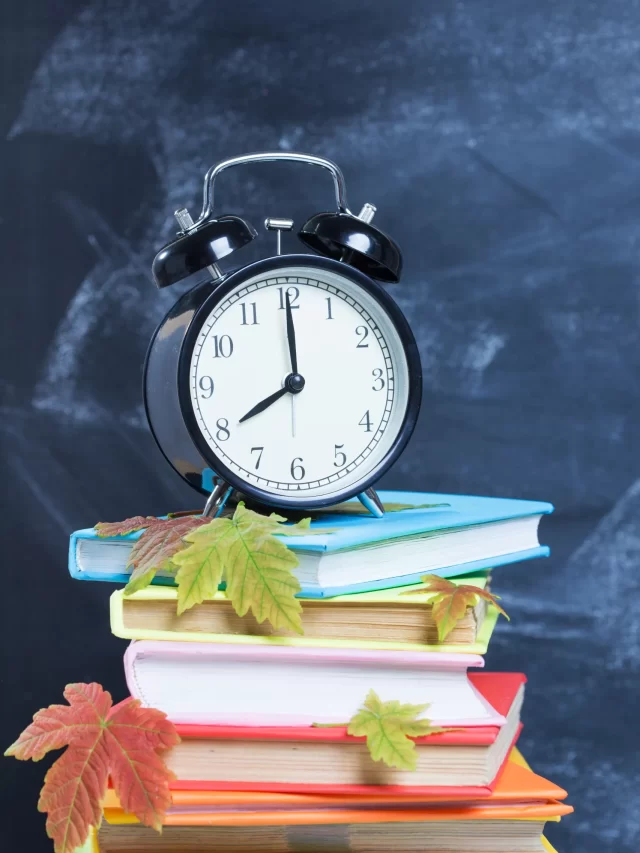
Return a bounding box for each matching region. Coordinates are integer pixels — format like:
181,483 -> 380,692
4,683 -> 179,853
95,515 -> 209,594
173,502 -> 311,633
401,574 -> 510,641
314,690 -> 446,771
95,503 -> 315,633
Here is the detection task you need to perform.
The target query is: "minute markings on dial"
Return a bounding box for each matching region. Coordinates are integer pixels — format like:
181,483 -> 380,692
191,281 -> 393,488
190,275 -> 396,492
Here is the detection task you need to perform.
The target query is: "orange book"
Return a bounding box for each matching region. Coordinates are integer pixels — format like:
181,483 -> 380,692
99,753 -> 571,852
103,751 -> 572,826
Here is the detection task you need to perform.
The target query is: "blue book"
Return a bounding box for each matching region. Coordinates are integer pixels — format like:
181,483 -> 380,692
68,490 -> 552,598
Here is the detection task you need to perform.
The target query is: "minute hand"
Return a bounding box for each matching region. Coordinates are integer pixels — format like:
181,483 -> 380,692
238,387 -> 288,423
285,290 -> 298,373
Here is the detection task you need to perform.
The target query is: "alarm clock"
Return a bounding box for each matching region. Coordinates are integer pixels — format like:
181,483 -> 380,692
144,152 -> 422,518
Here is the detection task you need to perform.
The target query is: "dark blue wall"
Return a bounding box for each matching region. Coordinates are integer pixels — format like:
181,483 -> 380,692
2,3 -> 639,850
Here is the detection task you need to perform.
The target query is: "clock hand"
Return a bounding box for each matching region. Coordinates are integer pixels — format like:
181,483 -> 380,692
238,386 -> 288,423
239,372 -> 306,424
285,290 -> 298,374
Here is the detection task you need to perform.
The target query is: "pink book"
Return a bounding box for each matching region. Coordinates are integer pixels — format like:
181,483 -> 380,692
124,640 -> 504,727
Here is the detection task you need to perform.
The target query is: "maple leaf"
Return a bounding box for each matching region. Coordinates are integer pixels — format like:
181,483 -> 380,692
172,518 -> 237,616
96,504 -> 320,629
124,516 -> 210,593
95,516 -> 159,537
346,690 -> 445,771
95,515 -> 210,594
5,683 -> 179,853
172,503 -> 305,632
224,505 -> 304,633
400,574 -> 510,641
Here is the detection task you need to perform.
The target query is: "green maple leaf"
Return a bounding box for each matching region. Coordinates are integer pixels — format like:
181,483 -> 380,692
222,503 -> 306,634
171,519 -> 237,615
172,503 -> 306,633
346,690 -> 445,771
97,503 -> 322,632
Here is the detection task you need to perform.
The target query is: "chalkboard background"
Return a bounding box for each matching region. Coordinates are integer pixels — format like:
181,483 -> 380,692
2,2 -> 639,851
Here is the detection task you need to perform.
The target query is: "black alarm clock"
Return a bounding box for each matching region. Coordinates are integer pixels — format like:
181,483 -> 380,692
144,152 -> 422,518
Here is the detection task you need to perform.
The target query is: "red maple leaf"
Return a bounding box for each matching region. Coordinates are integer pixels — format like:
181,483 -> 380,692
95,515 -> 211,592
94,516 -> 160,537
5,683 -> 180,853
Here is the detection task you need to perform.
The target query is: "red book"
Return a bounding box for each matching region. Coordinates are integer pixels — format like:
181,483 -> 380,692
164,672 -> 525,797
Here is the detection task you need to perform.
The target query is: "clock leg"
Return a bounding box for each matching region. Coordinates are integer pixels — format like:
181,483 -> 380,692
203,479 -> 235,518
357,487 -> 385,518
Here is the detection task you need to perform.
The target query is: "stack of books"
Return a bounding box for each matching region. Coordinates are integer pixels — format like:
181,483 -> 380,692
69,490 -> 572,853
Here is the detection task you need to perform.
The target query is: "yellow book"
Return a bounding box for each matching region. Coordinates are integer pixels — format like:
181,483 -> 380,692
111,575 -> 500,653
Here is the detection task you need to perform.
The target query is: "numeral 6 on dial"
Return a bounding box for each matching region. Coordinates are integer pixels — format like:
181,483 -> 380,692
291,457 -> 305,480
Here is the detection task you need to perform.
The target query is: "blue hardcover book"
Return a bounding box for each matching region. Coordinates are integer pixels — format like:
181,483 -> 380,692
69,490 -> 552,598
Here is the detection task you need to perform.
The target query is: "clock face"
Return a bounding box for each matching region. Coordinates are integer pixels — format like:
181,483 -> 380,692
185,263 -> 413,503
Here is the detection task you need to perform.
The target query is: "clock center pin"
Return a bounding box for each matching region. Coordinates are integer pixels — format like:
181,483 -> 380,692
285,373 -> 305,394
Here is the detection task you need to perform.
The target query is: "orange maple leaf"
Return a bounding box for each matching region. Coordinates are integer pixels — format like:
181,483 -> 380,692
400,574 -> 510,641
5,683 -> 180,853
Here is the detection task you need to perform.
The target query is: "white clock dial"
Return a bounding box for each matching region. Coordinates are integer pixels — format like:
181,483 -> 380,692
188,265 -> 410,500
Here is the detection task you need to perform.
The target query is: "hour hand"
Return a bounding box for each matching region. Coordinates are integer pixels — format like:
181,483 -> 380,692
238,386 -> 288,423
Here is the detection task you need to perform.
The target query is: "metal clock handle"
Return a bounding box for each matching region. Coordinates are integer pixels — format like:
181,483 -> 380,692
194,152 -> 351,229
